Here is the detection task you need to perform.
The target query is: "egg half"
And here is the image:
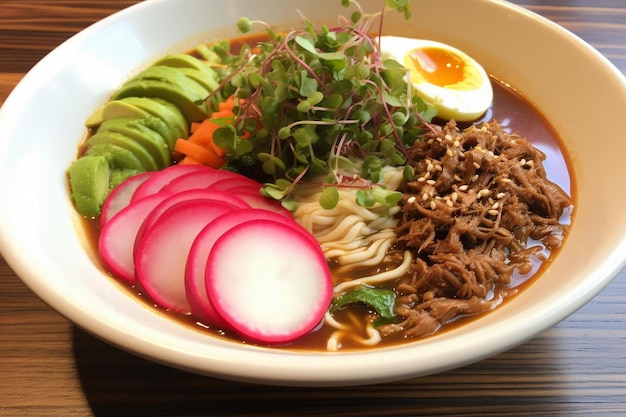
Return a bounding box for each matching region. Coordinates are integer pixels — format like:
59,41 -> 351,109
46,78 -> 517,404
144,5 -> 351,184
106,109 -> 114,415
379,36 -> 493,122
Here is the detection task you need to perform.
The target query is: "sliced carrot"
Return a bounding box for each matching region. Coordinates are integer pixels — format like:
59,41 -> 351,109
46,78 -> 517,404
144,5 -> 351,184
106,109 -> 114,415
210,110 -> 235,120
174,96 -> 246,168
174,138 -> 226,168
188,119 -> 220,145
218,96 -> 236,112
190,122 -> 203,134
179,156 -> 202,165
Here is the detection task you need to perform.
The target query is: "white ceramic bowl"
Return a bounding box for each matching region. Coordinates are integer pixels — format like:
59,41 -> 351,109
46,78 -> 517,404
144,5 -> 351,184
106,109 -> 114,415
1,0 -> 626,387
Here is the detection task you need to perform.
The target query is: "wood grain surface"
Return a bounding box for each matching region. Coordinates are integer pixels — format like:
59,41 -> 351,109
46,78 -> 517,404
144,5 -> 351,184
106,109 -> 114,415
1,1 -> 625,416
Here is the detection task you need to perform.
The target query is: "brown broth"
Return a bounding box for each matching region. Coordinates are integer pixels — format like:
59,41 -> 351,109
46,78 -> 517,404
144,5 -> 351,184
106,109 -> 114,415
80,54 -> 574,352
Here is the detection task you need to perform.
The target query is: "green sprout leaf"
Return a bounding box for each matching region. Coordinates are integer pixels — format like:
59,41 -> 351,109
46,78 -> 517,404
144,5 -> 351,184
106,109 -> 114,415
332,286 -> 397,319
319,186 -> 340,209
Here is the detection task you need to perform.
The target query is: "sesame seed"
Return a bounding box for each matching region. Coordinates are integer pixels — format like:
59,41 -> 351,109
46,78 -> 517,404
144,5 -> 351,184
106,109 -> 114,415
471,174 -> 479,183
446,199 -> 453,208
520,158 -> 527,166
422,192 -> 429,201
435,164 -> 443,172
417,177 -> 426,182
459,184 -> 468,191
501,178 -> 512,183
430,201 -> 437,210
492,202 -> 499,210
446,148 -> 454,157
478,189 -> 490,198
427,163 -> 434,172
526,160 -> 535,168
473,162 -> 481,170
488,197 -> 495,205
426,180 -> 436,185
453,140 -> 460,147
453,174 -> 463,182
451,192 -> 458,202
496,192 -> 506,199
488,209 -> 499,216
444,134 -> 453,141
407,196 -> 416,204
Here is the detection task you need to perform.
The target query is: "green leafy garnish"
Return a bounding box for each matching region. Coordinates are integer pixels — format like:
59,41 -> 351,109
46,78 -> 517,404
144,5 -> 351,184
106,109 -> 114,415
206,0 -> 436,209
332,286 -> 397,319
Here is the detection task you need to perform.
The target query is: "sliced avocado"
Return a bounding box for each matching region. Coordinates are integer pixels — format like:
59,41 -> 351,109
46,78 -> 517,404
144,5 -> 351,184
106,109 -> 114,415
135,115 -> 178,153
85,99 -> 151,129
114,66 -> 210,122
98,117 -> 171,169
68,155 -> 111,218
119,97 -> 189,141
153,54 -> 217,77
87,130 -> 159,171
108,169 -> 142,191
85,143 -> 145,171
178,67 -> 219,93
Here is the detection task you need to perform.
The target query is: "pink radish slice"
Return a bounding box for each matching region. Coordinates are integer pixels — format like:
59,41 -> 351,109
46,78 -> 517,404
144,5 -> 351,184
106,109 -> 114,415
205,219 -> 333,344
131,164 -> 207,202
209,176 -> 262,192
98,193 -> 170,283
100,171 -> 154,228
133,188 -> 250,254
235,191 -> 291,216
134,199 -> 235,313
217,184 -> 264,195
186,208 -> 315,328
159,168 -> 245,194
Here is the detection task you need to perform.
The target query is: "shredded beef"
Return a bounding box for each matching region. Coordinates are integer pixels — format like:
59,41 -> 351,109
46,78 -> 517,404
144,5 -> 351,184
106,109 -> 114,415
378,120 -> 573,339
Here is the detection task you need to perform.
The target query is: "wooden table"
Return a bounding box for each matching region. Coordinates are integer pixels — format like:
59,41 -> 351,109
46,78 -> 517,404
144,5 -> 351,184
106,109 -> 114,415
1,1 -> 625,415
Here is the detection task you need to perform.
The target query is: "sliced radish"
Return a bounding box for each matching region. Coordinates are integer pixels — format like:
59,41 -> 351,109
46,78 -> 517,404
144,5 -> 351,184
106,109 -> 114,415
205,219 -> 333,344
131,164 -> 207,202
160,168 -> 244,194
209,176 -> 262,192
235,191 -> 291,216
186,208 -> 315,328
134,199 -> 235,313
100,171 -> 154,228
133,188 -> 249,256
98,193 -> 170,283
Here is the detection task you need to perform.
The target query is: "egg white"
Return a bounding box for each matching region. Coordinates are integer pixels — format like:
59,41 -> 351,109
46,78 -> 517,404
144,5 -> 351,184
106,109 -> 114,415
379,36 -> 493,122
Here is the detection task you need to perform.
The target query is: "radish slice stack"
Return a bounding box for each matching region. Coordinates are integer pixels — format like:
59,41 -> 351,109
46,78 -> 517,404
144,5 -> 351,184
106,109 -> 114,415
97,165 -> 333,344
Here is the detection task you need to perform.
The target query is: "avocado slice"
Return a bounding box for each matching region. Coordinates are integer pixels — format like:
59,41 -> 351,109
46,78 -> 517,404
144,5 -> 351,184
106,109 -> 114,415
85,99 -> 153,129
113,66 -> 210,122
87,130 -> 159,171
154,54 -> 217,77
118,97 -> 189,142
178,67 -> 219,93
108,169 -> 142,191
85,143 -> 145,171
68,154 -> 111,218
98,117 -> 171,169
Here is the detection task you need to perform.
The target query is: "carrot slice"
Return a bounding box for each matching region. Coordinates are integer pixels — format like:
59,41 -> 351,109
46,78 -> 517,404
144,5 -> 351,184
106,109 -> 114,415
174,138 -> 226,168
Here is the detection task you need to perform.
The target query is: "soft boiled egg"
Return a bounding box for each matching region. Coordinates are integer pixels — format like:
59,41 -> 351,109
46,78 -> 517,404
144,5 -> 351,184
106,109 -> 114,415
379,36 -> 493,122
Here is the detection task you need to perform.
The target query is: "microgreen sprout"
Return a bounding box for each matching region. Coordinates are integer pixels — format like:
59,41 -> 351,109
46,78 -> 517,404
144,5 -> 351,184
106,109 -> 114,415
206,0 -> 437,209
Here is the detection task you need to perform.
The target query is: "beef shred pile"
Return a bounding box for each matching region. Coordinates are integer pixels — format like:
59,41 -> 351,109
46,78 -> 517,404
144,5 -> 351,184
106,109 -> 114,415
379,121 -> 573,339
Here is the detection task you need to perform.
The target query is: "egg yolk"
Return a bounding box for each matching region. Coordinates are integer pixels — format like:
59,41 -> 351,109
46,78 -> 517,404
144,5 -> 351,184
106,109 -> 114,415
404,46 -> 483,92
408,47 -> 465,87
